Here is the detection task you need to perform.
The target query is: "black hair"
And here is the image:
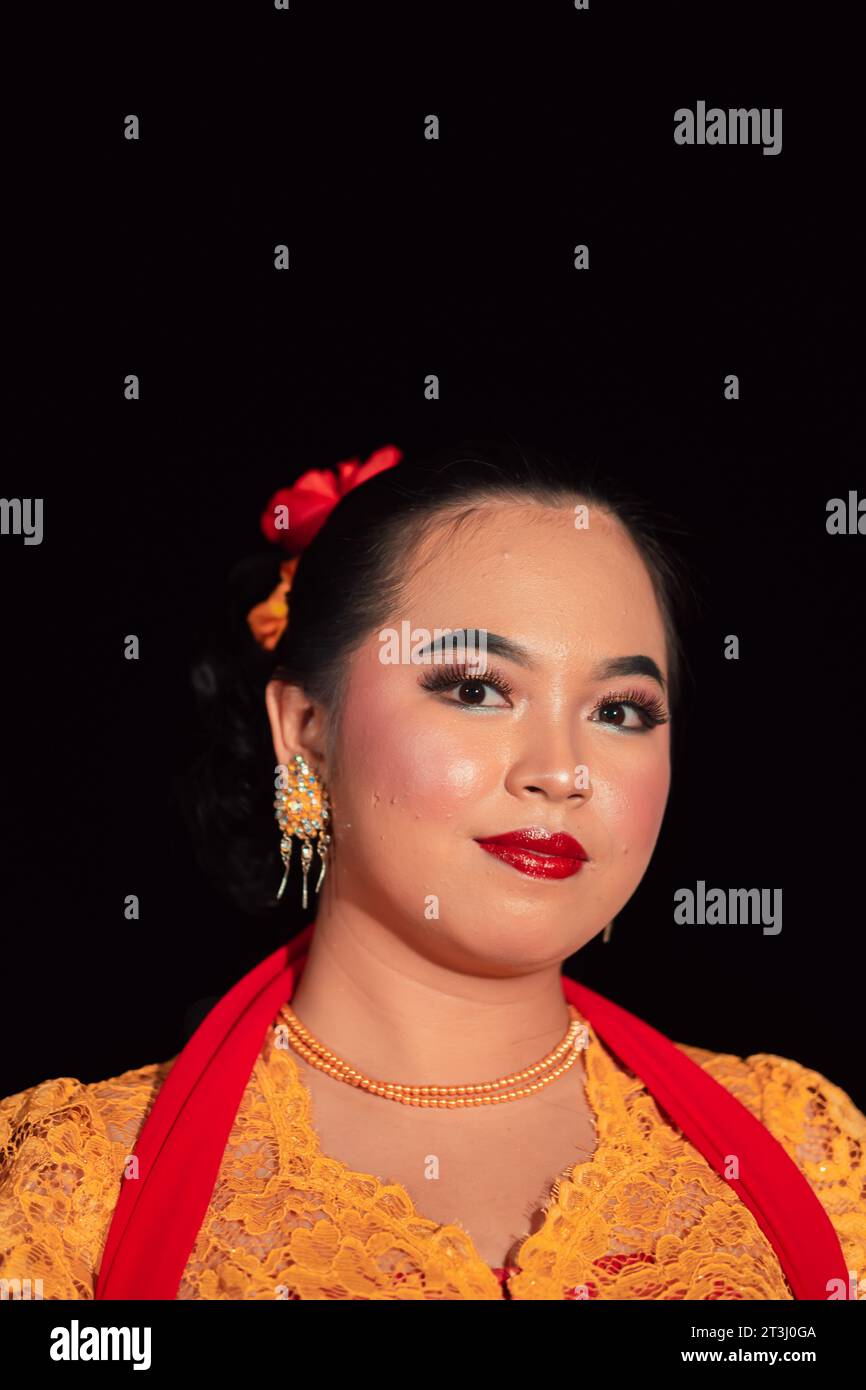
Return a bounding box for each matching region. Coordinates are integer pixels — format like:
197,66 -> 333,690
180,438 -> 699,917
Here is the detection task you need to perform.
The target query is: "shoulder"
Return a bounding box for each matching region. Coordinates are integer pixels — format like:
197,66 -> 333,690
674,1038 -> 866,1293
0,1058 -> 175,1143
673,1038 -> 866,1147
0,1058 -> 176,1299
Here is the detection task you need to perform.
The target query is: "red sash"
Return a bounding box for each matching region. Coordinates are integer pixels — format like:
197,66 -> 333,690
95,923 -> 847,1300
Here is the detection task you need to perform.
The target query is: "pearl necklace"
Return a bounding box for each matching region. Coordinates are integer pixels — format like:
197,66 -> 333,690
277,1003 -> 590,1107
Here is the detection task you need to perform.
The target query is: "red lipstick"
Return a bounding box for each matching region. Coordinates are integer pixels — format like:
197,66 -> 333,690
474,828 -> 589,880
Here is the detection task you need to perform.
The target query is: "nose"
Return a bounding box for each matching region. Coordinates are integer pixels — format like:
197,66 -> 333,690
504,754 -> 592,805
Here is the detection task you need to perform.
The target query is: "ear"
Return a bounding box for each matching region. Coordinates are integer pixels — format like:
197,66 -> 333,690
265,680 -> 329,779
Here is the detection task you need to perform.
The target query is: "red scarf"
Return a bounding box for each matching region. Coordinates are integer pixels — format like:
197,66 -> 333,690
95,923 -> 846,1300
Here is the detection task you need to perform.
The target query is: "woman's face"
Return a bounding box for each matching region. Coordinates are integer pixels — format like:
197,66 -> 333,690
308,501 -> 671,974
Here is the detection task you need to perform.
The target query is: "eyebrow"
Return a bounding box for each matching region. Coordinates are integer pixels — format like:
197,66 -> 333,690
414,630 -> 667,692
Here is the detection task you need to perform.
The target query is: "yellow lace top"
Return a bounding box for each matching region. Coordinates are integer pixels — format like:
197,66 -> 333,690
1,1004 -> 864,1300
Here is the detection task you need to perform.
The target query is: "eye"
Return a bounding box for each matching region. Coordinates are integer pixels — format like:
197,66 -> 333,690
417,662 -> 514,708
591,689 -> 669,732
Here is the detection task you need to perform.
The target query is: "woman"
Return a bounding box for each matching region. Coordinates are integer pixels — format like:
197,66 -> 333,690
1,440 -> 864,1301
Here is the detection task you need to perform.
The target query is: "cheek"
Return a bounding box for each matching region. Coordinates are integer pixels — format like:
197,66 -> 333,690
592,747 -> 671,859
339,693 -> 493,822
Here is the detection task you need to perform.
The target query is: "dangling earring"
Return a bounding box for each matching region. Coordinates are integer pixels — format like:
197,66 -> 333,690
273,754 -> 332,908
602,918 -> 616,943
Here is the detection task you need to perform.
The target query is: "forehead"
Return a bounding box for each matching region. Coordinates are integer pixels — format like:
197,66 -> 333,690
395,500 -> 668,670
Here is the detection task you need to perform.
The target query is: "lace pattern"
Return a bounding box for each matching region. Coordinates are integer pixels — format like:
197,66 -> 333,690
1,1013 -> 863,1300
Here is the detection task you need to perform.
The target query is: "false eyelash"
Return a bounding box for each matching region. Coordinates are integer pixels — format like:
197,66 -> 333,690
591,687 -> 669,729
419,664 -> 669,729
417,661 -> 515,698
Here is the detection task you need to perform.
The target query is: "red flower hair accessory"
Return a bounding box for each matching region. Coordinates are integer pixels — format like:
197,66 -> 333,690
247,444 -> 403,650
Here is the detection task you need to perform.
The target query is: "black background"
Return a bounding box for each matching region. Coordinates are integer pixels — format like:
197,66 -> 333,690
2,4 -> 863,1107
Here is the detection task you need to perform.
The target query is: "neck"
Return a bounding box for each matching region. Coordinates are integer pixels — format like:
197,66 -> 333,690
288,901 -> 576,1084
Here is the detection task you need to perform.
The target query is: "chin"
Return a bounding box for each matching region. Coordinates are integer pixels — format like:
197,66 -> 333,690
431,914 -> 583,975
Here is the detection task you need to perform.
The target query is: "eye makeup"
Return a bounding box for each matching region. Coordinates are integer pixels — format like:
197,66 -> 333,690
417,661 -> 669,730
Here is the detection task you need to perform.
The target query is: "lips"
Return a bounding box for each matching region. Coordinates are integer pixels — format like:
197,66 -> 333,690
474,829 -> 588,880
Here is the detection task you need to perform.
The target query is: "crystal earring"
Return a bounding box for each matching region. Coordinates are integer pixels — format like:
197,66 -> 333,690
274,754 -> 332,908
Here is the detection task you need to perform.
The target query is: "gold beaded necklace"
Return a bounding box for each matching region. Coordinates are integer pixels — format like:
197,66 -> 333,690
277,1003 -> 590,1108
